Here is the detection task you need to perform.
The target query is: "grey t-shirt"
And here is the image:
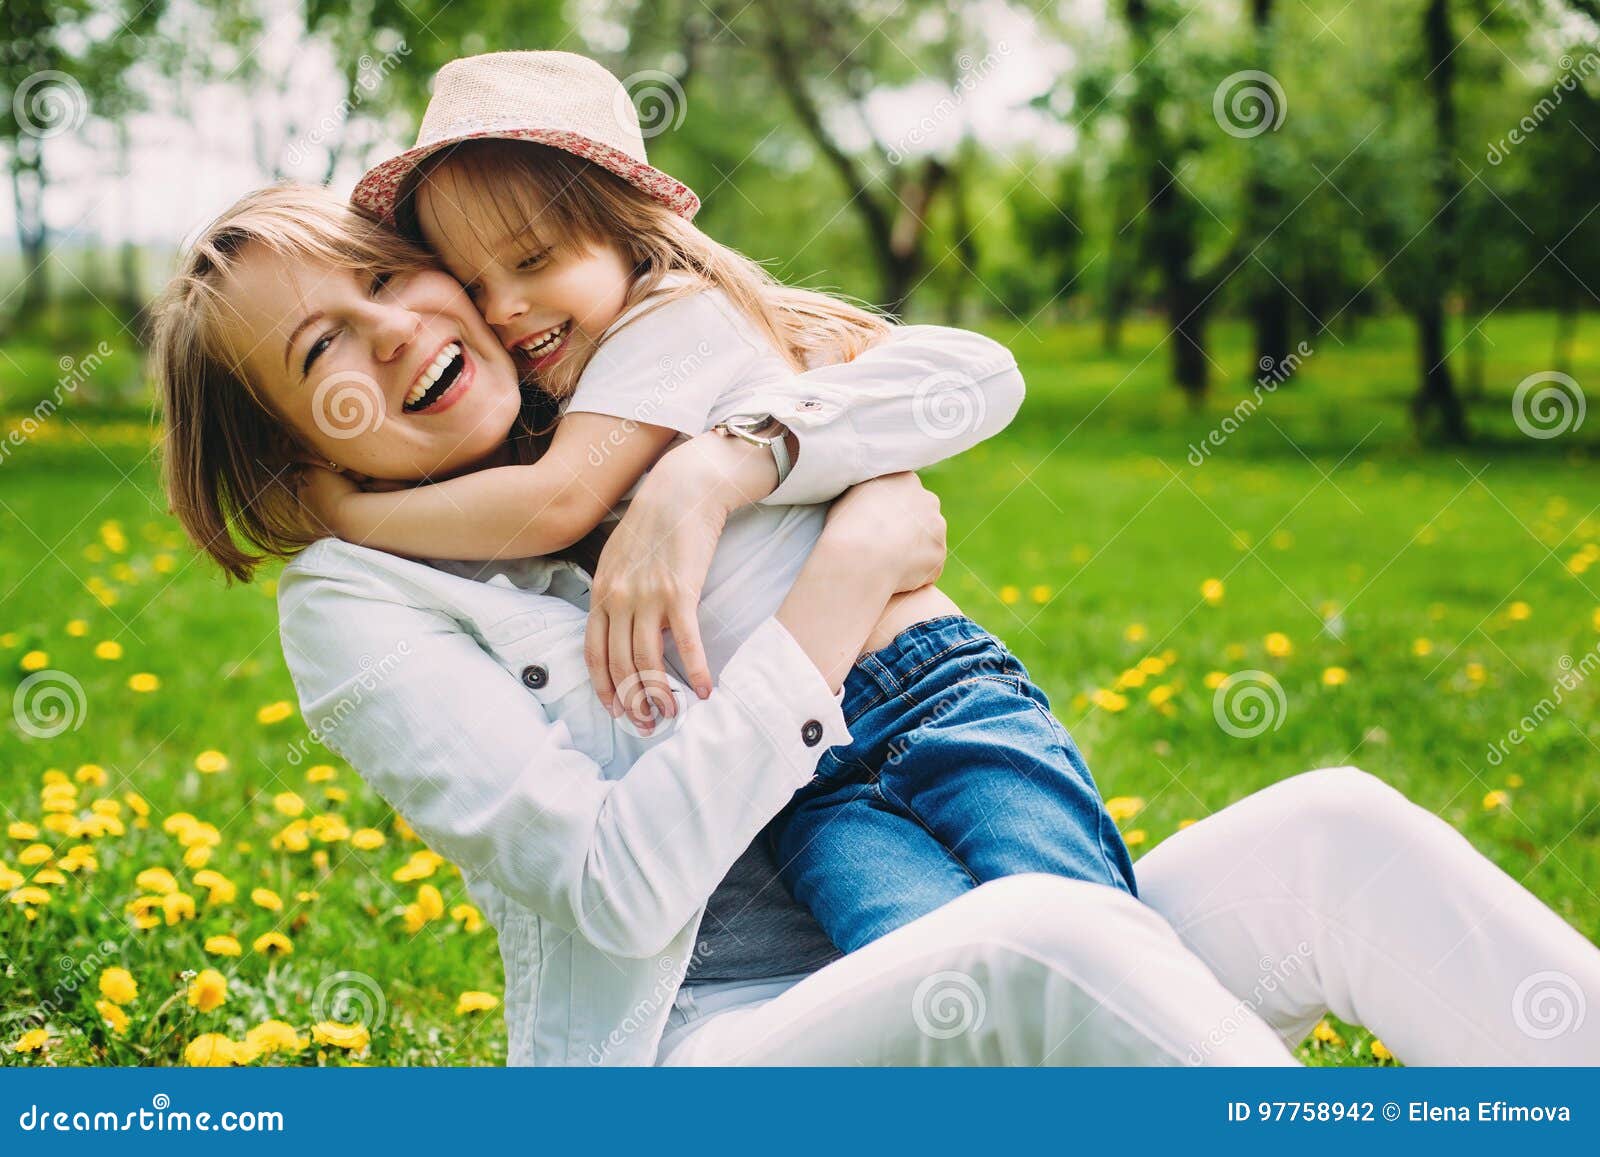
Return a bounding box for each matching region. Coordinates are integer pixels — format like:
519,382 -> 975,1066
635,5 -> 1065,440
687,839 -> 841,982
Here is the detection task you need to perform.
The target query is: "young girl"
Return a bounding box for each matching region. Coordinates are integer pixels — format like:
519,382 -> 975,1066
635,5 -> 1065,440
311,50 -> 1134,953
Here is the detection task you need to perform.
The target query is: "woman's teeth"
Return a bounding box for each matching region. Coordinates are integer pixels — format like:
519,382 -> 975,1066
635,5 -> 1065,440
405,343 -> 463,410
518,321 -> 570,358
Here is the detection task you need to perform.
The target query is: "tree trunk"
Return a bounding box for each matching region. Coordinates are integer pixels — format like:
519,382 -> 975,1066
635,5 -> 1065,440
10,134 -> 49,315
1412,302 -> 1468,442
1245,0 -> 1294,379
1414,0 -> 1468,441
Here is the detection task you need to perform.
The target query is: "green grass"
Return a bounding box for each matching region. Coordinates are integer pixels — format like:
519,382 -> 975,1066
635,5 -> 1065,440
2,309 -> 1596,1067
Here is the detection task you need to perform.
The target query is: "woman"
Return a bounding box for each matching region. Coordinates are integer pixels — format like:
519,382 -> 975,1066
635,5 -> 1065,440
152,184 -> 1600,1066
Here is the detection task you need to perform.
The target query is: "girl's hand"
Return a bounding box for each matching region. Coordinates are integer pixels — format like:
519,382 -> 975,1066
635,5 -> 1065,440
298,466 -> 361,536
585,430 -> 779,730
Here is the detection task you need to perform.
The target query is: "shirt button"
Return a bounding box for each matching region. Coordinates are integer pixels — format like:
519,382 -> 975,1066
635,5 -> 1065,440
801,719 -> 824,747
798,399 -> 823,411
520,664 -> 549,690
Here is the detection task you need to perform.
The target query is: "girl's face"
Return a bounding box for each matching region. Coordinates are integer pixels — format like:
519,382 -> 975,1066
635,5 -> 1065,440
415,175 -> 632,383
219,246 -> 523,481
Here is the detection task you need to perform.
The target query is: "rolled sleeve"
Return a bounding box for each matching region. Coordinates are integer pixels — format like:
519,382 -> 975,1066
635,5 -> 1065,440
748,324 -> 1026,507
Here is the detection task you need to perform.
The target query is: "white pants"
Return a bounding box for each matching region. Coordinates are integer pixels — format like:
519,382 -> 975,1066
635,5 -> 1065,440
657,767 -> 1600,1065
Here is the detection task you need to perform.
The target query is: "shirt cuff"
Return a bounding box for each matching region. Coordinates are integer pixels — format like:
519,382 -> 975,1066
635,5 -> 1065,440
716,615 -> 851,783
736,389 -> 858,508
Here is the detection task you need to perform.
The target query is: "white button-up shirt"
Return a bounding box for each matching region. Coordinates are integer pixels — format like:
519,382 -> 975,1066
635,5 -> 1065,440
276,325 -> 1025,1065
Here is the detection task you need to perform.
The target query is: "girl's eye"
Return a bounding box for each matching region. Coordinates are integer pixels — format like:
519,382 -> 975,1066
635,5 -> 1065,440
302,331 -> 334,375
370,270 -> 394,295
518,248 -> 552,271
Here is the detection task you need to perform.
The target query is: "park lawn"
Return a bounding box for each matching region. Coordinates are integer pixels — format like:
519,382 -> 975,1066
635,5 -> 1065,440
1,310 -> 1596,1067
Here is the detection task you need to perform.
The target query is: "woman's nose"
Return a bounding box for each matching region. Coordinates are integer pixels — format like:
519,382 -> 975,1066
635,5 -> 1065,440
371,303 -> 421,363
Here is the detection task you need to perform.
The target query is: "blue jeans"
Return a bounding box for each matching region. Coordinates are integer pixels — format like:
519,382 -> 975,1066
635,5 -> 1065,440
767,615 -> 1136,954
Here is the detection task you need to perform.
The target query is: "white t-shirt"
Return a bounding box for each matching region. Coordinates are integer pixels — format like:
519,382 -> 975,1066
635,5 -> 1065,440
565,279 -> 829,681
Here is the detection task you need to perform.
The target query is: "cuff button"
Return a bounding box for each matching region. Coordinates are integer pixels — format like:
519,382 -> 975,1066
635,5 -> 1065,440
798,399 -> 823,411
801,719 -> 824,747
521,664 -> 550,690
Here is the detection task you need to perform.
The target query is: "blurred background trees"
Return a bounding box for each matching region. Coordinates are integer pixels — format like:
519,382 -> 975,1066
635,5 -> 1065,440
3,0 -> 1598,442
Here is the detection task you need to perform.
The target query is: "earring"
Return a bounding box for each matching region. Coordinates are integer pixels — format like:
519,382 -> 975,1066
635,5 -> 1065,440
326,461 -> 340,471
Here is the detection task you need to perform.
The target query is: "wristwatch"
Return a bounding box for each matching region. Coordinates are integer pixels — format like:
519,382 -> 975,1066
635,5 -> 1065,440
711,413 -> 793,484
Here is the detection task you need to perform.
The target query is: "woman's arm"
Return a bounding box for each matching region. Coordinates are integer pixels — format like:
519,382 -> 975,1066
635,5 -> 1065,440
305,413 -> 677,560
276,475 -> 944,958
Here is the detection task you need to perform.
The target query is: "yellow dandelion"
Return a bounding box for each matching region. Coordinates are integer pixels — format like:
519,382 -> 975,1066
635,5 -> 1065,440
1029,585 -> 1051,604
99,967 -> 138,1005
306,764 -> 337,783
350,829 -> 386,851
311,1021 -> 370,1052
1507,773 -> 1524,788
1321,666 -> 1349,687
1411,638 -> 1433,657
66,619 -> 88,637
272,792 -> 305,817
255,701 -> 293,725
187,969 -> 228,1012
323,786 -> 349,804
9,886 -> 50,906
1200,578 -> 1224,605
998,585 -> 1020,606
1177,818 -> 1198,830
455,991 -> 500,1015
183,1033 -> 240,1066
253,931 -> 294,956
74,763 -> 107,786
127,672 -> 160,693
7,821 -> 40,840
310,814 -> 350,843
417,884 -> 445,921
1508,601 -> 1531,622
161,892 -> 197,925
93,640 -> 123,661
31,868 -> 67,886
1123,829 -> 1147,847
392,850 -> 444,882
134,866 -> 178,894
13,1028 -> 50,1054
18,844 -> 52,866
1202,670 -> 1229,690
192,869 -> 237,906
1105,796 -> 1145,823
450,903 -> 483,933
20,650 -> 48,672
251,887 -> 283,912
1482,790 -> 1510,811
1264,632 -> 1292,658
204,935 -> 243,957
1312,1020 -> 1344,1047
95,999 -> 130,1035
245,1020 -> 308,1056
194,750 -> 230,774
1370,1038 -> 1393,1062
1124,623 -> 1148,643
1089,688 -> 1129,713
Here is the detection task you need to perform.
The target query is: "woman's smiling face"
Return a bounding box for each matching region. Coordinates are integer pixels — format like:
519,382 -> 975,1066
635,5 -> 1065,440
219,245 -> 524,481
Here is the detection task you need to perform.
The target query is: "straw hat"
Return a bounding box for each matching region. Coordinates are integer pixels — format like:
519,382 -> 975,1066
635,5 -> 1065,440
351,51 -> 700,225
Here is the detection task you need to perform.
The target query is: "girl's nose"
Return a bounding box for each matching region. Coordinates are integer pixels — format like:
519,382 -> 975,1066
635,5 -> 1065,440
481,283 -> 528,330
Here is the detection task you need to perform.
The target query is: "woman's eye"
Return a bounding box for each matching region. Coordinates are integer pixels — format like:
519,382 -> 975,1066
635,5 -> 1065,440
302,332 -> 334,375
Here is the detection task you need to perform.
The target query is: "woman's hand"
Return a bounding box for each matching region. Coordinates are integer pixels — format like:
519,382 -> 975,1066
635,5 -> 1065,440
822,472 -> 947,594
585,430 -> 780,730
774,472 -> 946,691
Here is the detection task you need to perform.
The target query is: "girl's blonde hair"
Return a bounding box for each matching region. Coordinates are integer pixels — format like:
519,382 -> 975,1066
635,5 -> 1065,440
394,140 -> 892,400
151,182 -> 554,582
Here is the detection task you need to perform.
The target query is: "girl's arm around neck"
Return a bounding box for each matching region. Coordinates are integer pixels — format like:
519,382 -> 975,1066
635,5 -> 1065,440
311,414 -> 678,561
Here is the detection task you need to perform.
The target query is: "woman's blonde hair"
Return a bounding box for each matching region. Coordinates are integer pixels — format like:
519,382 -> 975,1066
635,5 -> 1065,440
394,140 -> 892,399
150,182 -> 553,582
